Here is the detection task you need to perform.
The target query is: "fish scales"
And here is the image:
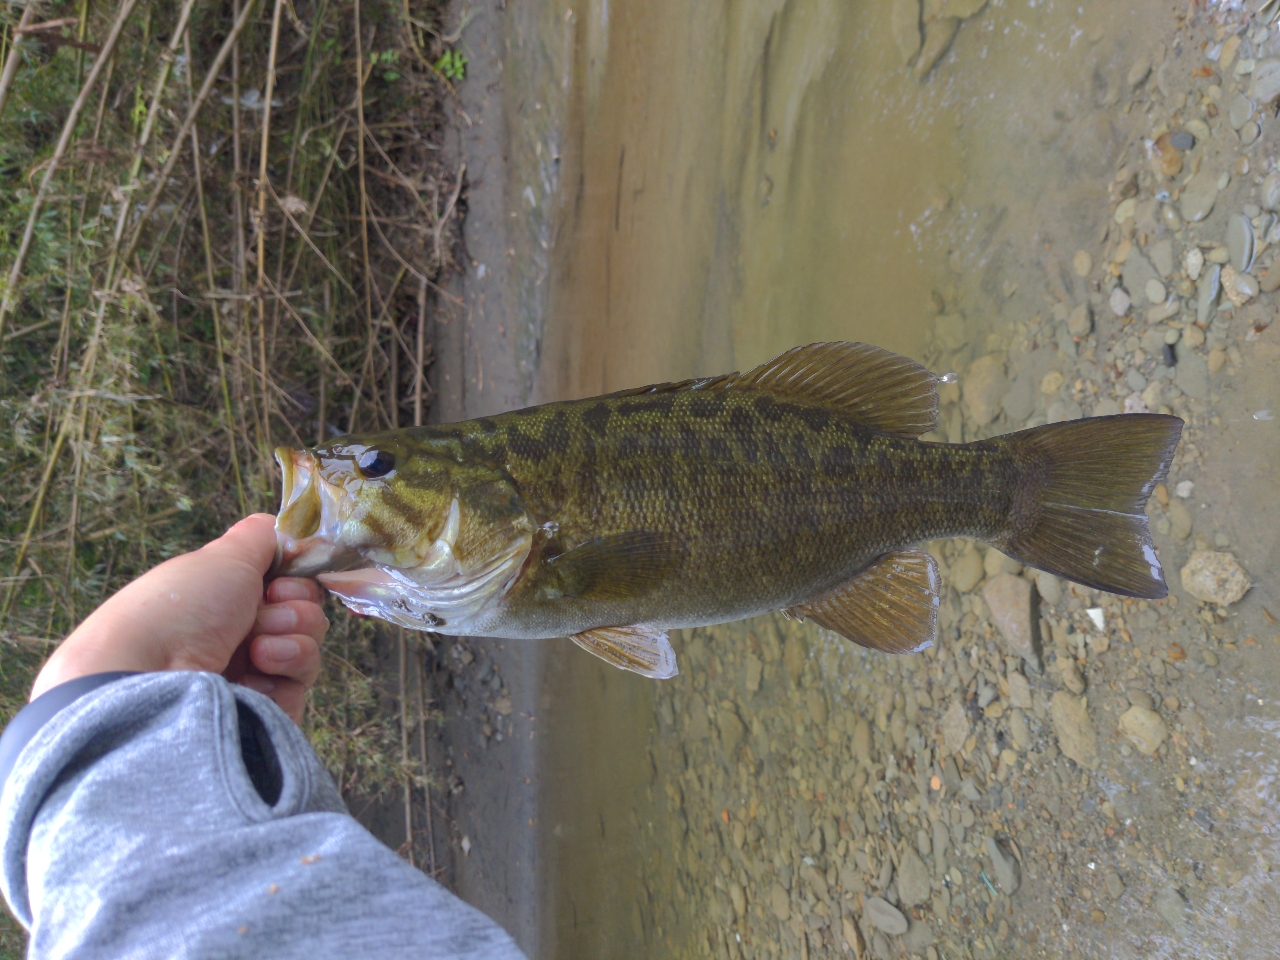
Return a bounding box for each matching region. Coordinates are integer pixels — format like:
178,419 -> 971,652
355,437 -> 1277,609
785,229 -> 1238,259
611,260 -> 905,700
383,389 -> 1013,632
272,342 -> 1181,677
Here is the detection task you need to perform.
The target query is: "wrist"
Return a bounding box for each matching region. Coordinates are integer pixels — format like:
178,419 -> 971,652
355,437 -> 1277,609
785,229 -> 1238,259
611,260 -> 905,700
31,626 -> 169,701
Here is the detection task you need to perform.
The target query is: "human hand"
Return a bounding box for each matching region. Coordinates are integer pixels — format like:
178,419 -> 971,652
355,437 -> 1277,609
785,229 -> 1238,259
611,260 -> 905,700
30,514 -> 328,723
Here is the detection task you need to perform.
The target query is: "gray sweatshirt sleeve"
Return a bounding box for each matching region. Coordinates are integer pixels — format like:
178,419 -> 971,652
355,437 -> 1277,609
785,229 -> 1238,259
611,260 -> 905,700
0,672 -> 527,960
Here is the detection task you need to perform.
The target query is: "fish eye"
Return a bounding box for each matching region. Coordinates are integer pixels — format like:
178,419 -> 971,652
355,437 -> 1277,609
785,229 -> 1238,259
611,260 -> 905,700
356,448 -> 395,479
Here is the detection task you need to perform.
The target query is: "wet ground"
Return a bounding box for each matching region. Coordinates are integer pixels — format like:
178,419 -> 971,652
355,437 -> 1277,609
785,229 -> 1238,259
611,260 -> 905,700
433,0 -> 1280,956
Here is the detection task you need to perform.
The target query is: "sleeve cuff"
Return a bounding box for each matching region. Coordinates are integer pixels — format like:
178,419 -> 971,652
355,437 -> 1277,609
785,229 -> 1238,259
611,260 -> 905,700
0,673 -> 140,793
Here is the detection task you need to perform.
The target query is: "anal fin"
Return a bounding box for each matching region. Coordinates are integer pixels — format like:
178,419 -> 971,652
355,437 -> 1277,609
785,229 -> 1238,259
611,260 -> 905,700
570,625 -> 679,679
788,550 -> 940,654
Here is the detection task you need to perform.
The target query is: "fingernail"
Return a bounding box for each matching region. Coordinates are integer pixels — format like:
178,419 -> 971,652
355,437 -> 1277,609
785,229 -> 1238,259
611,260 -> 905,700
259,636 -> 301,662
272,580 -> 314,602
257,606 -> 298,634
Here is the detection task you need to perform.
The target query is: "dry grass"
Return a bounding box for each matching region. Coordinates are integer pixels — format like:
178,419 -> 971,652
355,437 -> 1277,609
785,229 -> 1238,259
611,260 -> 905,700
0,0 -> 465,944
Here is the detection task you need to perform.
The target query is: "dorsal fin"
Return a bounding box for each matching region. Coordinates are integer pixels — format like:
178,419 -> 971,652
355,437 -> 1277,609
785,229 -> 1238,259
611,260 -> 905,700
733,343 -> 939,437
600,343 -> 939,437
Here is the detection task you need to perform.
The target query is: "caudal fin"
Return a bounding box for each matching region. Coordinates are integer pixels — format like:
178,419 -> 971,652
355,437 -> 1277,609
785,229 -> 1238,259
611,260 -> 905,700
994,414 -> 1183,598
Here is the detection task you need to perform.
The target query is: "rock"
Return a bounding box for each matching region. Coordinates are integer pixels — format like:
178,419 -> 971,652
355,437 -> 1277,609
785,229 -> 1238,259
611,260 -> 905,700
769,883 -> 791,921
1241,121 -> 1261,146
1167,499 -> 1193,540
1180,550 -> 1251,605
1261,263 -> 1280,292
1227,214 -> 1256,273
941,700 -> 970,755
898,849 -> 932,906
1008,673 -> 1032,710
983,549 -> 1022,578
842,916 -> 862,953
1008,706 -> 1029,752
718,709 -> 746,753
1183,324 -> 1206,348
1153,884 -> 1190,935
853,717 -> 873,765
985,837 -> 1022,894
1208,347 -> 1226,373
1035,571 -> 1062,606
951,544 -> 984,592
1126,54 -> 1151,88
1109,286 -> 1131,317
1113,197 -> 1137,225
963,354 -> 1006,426
1073,250 -> 1093,277
983,574 -> 1040,669
1040,370 -> 1065,395
1237,272 -> 1260,300
864,896 -> 909,936
1170,130 -> 1195,151
914,17 -> 959,78
1050,691 -> 1098,768
1067,303 -> 1092,337
1104,870 -> 1125,900
1175,342 -> 1209,398
1181,170 -> 1220,222
1263,171 -> 1280,212
1058,656 -> 1086,694
1251,58 -> 1280,104
1000,373 -> 1034,422
1229,92 -> 1255,129
1122,250 -> 1160,303
1185,246 -> 1204,281
891,0 -> 922,66
1126,368 -> 1148,393
1119,706 -> 1168,756
1145,279 -> 1167,304
1093,397 -> 1120,417
1149,239 -> 1175,278
783,635 -> 805,685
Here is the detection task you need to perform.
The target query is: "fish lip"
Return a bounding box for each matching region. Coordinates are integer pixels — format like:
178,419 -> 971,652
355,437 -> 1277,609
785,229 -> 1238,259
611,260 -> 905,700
271,446 -> 363,579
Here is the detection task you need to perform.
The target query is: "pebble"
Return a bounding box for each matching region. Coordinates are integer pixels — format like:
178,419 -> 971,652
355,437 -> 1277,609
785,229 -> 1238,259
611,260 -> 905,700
864,896 -> 909,936
1104,870 -> 1125,900
985,837 -> 1022,894
1227,214 -> 1255,273
1236,271 -> 1260,300
1250,58 -> 1280,104
941,700 -> 970,755
1067,303 -> 1092,337
1035,571 -> 1062,605
1008,673 -> 1033,710
1148,239 -> 1175,278
951,544 -> 984,593
963,354 -> 1006,426
1118,705 -> 1169,755
1195,264 -> 1221,326
1241,121 -> 1261,146
1073,250 -> 1093,277
1154,884 -> 1190,935
1184,247 -> 1204,281
1261,263 -> 1280,292
983,548 -> 1022,578
1180,170 -> 1220,222
1169,130 -> 1195,151
1144,278 -> 1166,304
1109,286 -> 1131,317
1228,92 -> 1255,130
898,849 -> 932,906
1168,499 -> 1193,540
1126,54 -> 1151,89
984,574 -> 1040,668
1050,691 -> 1098,768
1262,170 -> 1280,211
1208,347 -> 1227,373
1040,370 -> 1065,394
1183,324 -> 1205,348
1180,550 -> 1251,605
1058,656 -> 1086,694
1113,197 -> 1137,225
1126,688 -> 1155,710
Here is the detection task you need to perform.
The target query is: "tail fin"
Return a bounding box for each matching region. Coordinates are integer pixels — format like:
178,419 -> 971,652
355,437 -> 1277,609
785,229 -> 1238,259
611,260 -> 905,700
994,414 -> 1183,599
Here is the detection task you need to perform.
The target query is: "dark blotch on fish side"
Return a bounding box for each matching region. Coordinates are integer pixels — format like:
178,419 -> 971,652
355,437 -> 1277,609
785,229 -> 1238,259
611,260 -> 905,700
1163,343 -> 1177,367
583,402 -> 611,437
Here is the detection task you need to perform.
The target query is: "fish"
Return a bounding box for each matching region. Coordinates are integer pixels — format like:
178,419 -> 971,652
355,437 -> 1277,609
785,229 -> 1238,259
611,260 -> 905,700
272,342 -> 1182,679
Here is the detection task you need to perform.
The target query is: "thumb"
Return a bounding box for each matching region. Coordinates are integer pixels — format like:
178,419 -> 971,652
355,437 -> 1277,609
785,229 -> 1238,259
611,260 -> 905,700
202,513 -> 280,577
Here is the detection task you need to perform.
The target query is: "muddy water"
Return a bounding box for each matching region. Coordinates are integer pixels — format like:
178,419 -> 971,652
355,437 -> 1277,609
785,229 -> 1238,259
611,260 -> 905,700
505,1 -> 1280,958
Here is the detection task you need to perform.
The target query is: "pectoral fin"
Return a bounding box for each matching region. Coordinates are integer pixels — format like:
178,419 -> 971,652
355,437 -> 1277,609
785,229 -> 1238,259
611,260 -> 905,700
570,625 -> 679,679
788,549 -> 940,654
541,532 -> 681,602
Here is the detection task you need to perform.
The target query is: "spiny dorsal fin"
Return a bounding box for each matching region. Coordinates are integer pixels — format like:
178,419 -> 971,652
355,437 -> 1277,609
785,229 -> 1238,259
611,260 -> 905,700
788,549 -> 940,654
734,343 -> 939,437
570,625 -> 678,679
540,532 -> 682,602
601,343 -> 939,437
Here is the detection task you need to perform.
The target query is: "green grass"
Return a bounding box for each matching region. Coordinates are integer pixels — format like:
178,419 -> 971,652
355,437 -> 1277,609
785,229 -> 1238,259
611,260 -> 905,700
0,0 -> 461,940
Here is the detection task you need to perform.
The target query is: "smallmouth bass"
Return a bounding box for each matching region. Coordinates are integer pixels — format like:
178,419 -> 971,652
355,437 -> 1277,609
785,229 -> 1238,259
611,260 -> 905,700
273,342 -> 1181,678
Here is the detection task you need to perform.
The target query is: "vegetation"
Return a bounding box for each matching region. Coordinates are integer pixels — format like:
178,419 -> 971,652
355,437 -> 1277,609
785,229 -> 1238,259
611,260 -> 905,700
0,0 -> 463,946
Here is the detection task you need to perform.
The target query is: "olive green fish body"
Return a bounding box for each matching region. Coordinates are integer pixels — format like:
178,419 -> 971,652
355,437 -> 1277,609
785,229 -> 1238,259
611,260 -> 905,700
273,342 -> 1182,678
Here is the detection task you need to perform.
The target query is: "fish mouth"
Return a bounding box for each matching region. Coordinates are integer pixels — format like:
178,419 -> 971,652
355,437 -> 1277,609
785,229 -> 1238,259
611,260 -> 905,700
271,446 -> 363,579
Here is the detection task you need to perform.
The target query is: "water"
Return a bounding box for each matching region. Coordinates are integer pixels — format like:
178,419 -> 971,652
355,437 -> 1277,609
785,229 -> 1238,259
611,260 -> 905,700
454,0 -> 1280,956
